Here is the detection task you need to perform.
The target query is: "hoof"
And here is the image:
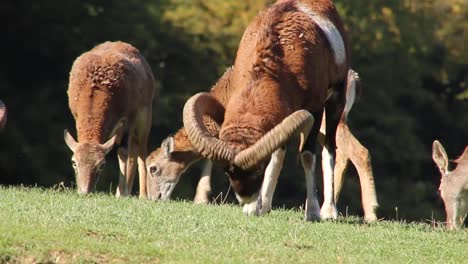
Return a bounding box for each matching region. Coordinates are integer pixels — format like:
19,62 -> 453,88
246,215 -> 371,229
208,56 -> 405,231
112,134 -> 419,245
320,204 -> 338,220
242,199 -> 271,216
257,202 -> 271,216
243,201 -> 258,216
364,213 -> 377,223
194,195 -> 210,205
305,199 -> 321,221
305,211 -> 321,221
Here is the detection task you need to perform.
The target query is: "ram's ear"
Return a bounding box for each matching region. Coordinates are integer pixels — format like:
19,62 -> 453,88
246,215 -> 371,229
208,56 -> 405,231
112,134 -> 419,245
64,130 -> 78,152
161,137 -> 174,158
432,140 -> 448,175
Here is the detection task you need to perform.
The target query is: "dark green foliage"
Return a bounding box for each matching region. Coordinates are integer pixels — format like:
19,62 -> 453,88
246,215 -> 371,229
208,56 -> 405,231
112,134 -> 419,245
0,0 -> 466,222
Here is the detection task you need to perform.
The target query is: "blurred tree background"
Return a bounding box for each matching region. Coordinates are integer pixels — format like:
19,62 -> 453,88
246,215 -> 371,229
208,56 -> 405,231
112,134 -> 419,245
0,0 -> 466,222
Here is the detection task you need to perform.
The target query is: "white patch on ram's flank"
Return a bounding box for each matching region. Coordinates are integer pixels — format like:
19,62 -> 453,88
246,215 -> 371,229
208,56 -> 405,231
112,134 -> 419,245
296,3 -> 346,65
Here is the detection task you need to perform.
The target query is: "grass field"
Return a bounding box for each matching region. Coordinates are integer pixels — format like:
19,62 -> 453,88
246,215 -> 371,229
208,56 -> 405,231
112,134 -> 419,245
0,186 -> 466,263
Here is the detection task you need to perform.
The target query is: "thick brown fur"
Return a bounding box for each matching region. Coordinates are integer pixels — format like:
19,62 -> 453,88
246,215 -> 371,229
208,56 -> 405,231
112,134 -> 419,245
148,66 -> 378,217
215,0 -> 350,199
66,41 -> 155,197
69,42 -> 154,143
150,1 -> 363,209
221,0 -> 349,149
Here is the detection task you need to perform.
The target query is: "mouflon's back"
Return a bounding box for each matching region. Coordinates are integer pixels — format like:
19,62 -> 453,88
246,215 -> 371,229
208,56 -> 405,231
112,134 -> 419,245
67,41 -> 155,143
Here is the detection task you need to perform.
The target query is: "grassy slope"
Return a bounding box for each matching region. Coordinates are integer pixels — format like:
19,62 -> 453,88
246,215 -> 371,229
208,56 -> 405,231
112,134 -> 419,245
0,187 -> 466,264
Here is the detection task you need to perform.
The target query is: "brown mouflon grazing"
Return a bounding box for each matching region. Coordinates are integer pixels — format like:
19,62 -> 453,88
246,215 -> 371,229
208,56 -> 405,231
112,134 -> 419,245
183,0 -> 358,221
432,140 -> 468,230
64,41 -> 155,197
147,66 -> 378,222
0,100 -> 6,129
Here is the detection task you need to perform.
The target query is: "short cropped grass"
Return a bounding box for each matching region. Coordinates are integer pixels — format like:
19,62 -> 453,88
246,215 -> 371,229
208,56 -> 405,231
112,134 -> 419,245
0,186 -> 466,263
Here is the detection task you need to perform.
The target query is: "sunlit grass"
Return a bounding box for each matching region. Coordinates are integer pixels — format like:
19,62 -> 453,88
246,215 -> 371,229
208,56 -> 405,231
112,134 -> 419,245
0,186 -> 466,263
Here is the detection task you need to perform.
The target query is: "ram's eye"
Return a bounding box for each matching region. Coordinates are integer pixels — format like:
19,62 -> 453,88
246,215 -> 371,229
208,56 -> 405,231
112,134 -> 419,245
71,160 -> 77,168
149,166 -> 161,176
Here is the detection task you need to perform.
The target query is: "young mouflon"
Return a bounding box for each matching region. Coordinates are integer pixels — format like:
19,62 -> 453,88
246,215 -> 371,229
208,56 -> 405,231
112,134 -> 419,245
65,41 -> 155,197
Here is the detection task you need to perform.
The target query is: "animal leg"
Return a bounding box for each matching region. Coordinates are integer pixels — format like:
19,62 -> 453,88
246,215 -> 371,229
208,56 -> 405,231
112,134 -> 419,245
302,111 -> 323,221
320,81 -> 347,220
353,149 -> 378,222
137,142 -> 148,199
116,147 -> 128,197
243,148 -> 285,216
194,160 -> 213,204
320,120 -> 353,218
302,150 -> 320,221
124,132 -> 138,196
333,144 -> 349,204
136,110 -> 152,199
258,148 -> 285,215
319,120 -> 350,208
137,160 -> 147,198
341,123 -> 378,222
320,143 -> 338,220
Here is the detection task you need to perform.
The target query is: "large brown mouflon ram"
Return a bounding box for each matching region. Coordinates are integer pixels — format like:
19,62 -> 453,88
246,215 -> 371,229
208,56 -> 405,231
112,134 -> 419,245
64,41 -> 155,198
182,0 -> 359,221
146,66 -> 378,222
432,140 -> 468,229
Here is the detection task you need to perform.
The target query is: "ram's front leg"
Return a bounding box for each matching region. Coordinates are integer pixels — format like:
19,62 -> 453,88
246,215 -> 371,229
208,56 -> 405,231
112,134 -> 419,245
117,130 -> 138,197
116,147 -> 128,197
194,160 -> 213,204
301,150 -> 321,221
319,81 -> 347,220
320,144 -> 338,220
243,148 -> 285,216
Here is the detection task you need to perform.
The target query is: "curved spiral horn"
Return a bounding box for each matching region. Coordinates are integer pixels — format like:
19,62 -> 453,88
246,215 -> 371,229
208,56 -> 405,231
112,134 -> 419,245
234,110 -> 314,170
183,92 -> 237,162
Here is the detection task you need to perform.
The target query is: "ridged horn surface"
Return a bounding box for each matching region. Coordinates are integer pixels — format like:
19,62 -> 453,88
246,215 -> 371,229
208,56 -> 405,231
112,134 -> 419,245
234,110 -> 314,170
183,92 -> 236,162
